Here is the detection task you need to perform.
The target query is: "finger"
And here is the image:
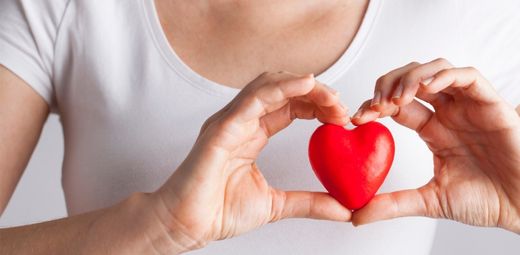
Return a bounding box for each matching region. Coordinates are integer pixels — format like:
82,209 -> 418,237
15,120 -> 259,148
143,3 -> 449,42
392,58 -> 453,106
422,67 -> 502,104
316,103 -> 349,124
305,82 -> 349,123
414,89 -> 453,107
259,100 -> 349,137
351,183 -> 441,226
367,58 -> 453,117
270,190 -> 352,222
302,81 -> 348,123
371,62 -> 420,110
289,87 -> 346,112
230,73 -> 343,123
306,81 -> 341,107
391,99 -> 434,132
353,98 -> 433,133
230,73 -> 317,123
352,99 -> 383,125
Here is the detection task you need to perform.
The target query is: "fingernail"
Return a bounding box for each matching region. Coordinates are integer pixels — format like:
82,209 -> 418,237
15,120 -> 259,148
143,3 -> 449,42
392,83 -> 404,99
371,91 -> 381,106
421,77 -> 433,86
353,109 -> 363,119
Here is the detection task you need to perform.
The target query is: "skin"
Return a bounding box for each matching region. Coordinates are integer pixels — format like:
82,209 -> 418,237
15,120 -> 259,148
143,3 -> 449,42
0,66 -> 350,254
0,1 -> 519,255
351,58 -> 520,234
1,1 -> 362,254
155,0 -> 368,88
0,66 -> 48,214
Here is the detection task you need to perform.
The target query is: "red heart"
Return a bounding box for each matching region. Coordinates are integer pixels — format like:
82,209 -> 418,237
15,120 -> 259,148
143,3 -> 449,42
308,122 -> 395,210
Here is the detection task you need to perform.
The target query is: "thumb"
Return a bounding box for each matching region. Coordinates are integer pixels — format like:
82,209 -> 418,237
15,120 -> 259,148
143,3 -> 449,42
270,190 -> 352,223
351,182 -> 441,226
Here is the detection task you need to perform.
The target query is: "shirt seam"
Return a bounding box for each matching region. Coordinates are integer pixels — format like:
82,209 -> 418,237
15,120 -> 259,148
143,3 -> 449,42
50,0 -> 74,113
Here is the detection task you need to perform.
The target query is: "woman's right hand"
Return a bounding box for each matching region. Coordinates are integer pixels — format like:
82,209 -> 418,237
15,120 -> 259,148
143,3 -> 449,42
150,72 -> 351,254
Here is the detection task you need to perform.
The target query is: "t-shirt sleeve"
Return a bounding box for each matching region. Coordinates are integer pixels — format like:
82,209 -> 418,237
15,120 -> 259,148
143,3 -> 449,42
0,0 -> 69,108
456,0 -> 520,107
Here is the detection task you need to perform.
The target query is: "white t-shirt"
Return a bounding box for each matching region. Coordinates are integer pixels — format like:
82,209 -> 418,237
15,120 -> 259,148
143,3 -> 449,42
1,0 -> 520,254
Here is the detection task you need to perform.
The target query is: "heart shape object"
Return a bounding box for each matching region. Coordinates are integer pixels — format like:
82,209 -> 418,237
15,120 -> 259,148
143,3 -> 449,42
308,122 -> 395,210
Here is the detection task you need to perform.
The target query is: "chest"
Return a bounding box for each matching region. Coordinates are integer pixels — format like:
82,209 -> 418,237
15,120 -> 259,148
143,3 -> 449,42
155,0 -> 368,88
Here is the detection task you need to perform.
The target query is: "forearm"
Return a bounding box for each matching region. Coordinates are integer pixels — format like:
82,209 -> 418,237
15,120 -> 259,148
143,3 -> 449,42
511,104 -> 520,233
0,193 -> 186,254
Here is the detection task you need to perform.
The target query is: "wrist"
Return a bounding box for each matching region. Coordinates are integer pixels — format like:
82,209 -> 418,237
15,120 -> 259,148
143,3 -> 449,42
78,192 -> 176,254
497,190 -> 520,235
124,192 -> 189,255
146,190 -> 209,254
502,214 -> 520,235
88,192 -> 200,254
506,204 -> 520,234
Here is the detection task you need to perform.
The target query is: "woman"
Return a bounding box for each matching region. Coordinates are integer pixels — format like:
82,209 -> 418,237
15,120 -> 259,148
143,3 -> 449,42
0,0 -> 519,254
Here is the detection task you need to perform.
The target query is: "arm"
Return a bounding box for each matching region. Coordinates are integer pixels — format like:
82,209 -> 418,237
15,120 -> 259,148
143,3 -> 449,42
0,66 -> 175,254
1,69 -> 350,254
516,105 -> 520,115
0,193 -> 174,254
0,65 -> 48,213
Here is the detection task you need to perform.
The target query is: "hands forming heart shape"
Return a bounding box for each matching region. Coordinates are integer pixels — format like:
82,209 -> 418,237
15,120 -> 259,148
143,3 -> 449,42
152,58 -> 519,254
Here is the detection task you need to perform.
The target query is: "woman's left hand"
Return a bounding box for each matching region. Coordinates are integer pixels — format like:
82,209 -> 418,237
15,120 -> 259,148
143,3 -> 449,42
351,58 -> 520,233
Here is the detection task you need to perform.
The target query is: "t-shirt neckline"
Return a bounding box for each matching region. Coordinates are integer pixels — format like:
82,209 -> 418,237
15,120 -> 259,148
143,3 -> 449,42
141,0 -> 382,97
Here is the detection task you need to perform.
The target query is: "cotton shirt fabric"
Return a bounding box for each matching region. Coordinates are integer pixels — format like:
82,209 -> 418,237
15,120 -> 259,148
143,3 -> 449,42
1,0 -> 520,254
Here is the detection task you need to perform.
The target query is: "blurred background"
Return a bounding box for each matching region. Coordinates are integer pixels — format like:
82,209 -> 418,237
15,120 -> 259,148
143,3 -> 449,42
0,115 -> 518,254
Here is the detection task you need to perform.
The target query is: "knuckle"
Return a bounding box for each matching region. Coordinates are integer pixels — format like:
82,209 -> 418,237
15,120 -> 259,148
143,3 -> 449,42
241,94 -> 267,116
270,190 -> 286,223
436,68 -> 453,78
433,57 -> 452,67
401,72 -> 419,86
197,117 -> 231,145
253,72 -> 274,85
214,114 -> 236,132
199,107 -> 228,135
361,99 -> 372,108
246,73 -> 270,91
463,66 -> 479,75
306,194 -> 316,218
375,75 -> 391,90
208,109 -> 235,129
273,79 -> 286,88
200,117 -> 214,133
259,71 -> 271,78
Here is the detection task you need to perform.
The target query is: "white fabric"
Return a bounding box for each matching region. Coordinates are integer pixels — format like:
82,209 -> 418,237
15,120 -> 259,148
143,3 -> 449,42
1,0 -> 520,254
